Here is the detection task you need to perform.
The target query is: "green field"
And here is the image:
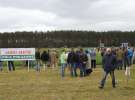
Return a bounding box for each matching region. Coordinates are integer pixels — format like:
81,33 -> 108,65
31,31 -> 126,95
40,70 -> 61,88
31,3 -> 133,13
0,65 -> 135,100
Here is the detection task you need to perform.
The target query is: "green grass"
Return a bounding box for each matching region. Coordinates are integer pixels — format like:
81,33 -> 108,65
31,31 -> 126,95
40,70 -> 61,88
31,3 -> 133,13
1,65 -> 135,100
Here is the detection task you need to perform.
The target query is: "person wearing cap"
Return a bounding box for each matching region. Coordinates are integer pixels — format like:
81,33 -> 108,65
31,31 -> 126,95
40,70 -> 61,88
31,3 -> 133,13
99,48 -> 117,89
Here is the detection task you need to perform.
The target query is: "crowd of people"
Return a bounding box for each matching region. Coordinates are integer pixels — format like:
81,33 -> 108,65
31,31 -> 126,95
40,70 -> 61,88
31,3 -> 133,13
34,46 -> 135,83
34,48 -> 97,76
34,49 -> 58,72
59,48 -> 95,77
0,47 -> 135,89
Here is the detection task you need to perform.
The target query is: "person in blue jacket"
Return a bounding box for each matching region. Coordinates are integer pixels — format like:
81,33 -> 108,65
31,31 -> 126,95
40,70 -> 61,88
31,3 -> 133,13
99,48 -> 117,89
127,48 -> 133,66
125,47 -> 133,84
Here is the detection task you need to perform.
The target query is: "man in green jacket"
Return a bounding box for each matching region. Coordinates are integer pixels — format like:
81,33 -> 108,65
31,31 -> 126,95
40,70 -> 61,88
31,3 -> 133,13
60,49 -> 67,77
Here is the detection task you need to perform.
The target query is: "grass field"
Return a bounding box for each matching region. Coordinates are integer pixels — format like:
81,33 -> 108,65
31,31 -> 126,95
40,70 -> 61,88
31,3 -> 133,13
0,65 -> 135,100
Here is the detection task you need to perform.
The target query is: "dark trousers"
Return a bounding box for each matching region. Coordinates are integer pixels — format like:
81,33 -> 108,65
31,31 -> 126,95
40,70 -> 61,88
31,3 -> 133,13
80,63 -> 86,77
8,61 -> 15,71
100,70 -> 115,87
117,60 -> 123,70
70,63 -> 78,77
91,60 -> 96,68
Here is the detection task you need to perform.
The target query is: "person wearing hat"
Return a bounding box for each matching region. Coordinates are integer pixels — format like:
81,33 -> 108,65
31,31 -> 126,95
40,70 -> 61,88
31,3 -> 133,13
99,48 -> 117,89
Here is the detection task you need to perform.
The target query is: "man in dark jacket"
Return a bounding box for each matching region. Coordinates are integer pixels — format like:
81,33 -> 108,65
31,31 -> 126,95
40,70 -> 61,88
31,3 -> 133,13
41,50 -> 49,70
79,48 -> 88,77
67,48 -> 78,77
99,48 -> 117,89
35,49 -> 41,72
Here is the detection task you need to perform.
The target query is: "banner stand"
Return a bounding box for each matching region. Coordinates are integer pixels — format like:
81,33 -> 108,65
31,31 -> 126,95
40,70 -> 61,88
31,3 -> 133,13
0,48 -> 35,72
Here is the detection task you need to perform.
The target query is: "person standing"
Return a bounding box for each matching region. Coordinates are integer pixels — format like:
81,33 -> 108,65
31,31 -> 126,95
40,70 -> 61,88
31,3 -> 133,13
90,48 -> 96,69
86,50 -> 91,69
79,48 -> 88,77
35,49 -> 41,72
85,50 -> 92,76
116,48 -> 124,70
99,48 -> 117,89
127,48 -> 133,66
67,48 -> 78,77
125,47 -> 133,84
8,61 -> 15,71
50,49 -> 57,69
41,50 -> 49,70
60,49 -> 67,78
123,48 -> 129,70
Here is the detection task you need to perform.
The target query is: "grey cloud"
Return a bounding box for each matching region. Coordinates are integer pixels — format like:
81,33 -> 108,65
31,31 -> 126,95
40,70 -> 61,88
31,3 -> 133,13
0,0 -> 99,18
0,0 -> 135,31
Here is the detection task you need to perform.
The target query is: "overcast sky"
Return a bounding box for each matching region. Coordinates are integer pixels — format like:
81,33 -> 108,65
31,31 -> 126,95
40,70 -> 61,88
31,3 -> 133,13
0,0 -> 135,32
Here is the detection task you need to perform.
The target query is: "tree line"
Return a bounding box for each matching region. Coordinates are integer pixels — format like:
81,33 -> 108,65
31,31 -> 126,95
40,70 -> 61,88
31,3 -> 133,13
0,31 -> 135,48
